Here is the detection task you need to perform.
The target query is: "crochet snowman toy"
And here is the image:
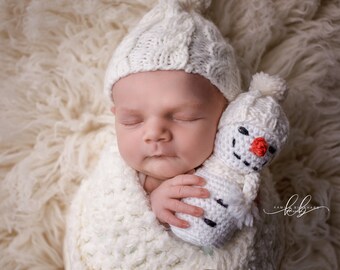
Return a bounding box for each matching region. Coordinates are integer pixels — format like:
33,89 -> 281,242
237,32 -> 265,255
171,72 -> 289,247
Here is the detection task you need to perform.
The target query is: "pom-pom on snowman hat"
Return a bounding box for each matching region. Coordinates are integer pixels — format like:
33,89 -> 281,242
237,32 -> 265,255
249,72 -> 287,101
104,0 -> 242,102
220,72 -> 289,147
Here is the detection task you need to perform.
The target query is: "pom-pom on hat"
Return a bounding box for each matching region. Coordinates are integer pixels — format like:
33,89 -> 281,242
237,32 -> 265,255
104,0 -> 242,102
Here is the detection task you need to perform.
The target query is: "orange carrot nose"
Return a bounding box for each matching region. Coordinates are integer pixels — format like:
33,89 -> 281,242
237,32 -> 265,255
250,137 -> 268,157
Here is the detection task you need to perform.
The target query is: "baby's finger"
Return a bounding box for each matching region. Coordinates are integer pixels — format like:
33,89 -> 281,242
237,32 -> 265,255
170,174 -> 205,187
168,199 -> 204,217
168,185 -> 210,199
159,209 -> 189,228
186,169 -> 195,174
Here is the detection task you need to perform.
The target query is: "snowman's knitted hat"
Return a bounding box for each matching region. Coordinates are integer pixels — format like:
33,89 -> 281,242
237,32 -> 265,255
104,0 -> 241,102
220,72 -> 289,148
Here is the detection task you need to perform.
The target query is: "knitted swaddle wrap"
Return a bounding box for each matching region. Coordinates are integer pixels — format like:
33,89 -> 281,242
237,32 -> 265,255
171,72 -> 289,247
64,137 -> 284,269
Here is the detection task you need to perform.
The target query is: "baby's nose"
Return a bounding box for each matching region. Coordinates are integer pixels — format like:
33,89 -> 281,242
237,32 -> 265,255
143,119 -> 171,143
249,137 -> 268,157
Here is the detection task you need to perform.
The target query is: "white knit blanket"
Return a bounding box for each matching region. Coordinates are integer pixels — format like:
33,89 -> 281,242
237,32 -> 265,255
64,138 -> 283,269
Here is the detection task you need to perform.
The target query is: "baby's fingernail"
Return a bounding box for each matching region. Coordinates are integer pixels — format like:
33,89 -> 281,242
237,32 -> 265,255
194,208 -> 204,216
182,222 -> 190,228
201,189 -> 210,197
199,178 -> 206,185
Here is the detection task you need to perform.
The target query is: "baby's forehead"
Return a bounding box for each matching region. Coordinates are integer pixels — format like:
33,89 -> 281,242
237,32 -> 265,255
112,70 -> 222,104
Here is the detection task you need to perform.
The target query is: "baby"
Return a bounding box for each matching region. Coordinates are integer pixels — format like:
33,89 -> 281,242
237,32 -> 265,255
105,0 -> 243,230
64,1 -> 285,268
111,70 -> 226,228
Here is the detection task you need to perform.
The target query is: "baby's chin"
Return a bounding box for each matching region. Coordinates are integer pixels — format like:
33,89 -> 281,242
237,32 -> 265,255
143,169 -> 183,181
137,158 -> 194,180
140,165 -> 192,181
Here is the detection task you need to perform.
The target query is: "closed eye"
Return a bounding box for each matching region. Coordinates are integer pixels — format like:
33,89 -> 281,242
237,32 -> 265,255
238,126 -> 249,136
173,117 -> 202,122
119,119 -> 143,126
116,108 -> 143,126
172,112 -> 203,122
120,122 -> 142,127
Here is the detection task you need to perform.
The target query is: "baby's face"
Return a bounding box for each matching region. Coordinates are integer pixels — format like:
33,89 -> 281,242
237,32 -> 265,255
112,70 -> 226,180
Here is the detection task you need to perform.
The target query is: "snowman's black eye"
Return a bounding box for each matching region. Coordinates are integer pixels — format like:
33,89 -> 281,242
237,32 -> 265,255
238,126 -> 249,136
268,146 -> 276,154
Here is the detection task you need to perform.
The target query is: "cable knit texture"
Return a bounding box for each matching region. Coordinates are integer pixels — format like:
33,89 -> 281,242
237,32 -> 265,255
171,73 -> 289,247
103,0 -> 241,102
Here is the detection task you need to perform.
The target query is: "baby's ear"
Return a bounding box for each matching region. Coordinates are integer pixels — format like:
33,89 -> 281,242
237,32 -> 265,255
110,106 -> 116,115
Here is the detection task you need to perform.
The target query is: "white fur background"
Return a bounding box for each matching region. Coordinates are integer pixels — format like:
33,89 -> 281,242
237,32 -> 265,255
0,0 -> 339,269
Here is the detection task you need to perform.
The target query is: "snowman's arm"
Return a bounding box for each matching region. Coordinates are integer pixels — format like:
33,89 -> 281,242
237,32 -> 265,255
243,173 -> 261,202
242,173 -> 261,226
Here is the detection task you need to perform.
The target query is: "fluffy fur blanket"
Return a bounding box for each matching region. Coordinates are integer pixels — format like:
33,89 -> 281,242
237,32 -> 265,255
0,0 -> 339,269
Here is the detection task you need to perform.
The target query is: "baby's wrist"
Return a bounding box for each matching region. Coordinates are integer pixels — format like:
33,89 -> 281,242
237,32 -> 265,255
144,175 -> 168,194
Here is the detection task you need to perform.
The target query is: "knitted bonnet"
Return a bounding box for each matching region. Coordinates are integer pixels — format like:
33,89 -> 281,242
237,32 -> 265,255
103,0 -> 242,101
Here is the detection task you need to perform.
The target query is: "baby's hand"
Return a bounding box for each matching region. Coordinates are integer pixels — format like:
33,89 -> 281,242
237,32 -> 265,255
149,173 -> 210,228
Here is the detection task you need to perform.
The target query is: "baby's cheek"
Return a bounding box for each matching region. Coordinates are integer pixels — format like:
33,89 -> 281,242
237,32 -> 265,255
180,127 -> 215,164
198,126 -> 217,157
116,130 -> 142,165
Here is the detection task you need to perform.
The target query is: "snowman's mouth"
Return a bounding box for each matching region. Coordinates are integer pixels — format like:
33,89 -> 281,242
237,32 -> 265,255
233,151 -> 259,171
232,138 -> 259,171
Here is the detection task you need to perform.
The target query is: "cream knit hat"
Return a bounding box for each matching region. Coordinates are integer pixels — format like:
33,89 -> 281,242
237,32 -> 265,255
104,0 -> 241,101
